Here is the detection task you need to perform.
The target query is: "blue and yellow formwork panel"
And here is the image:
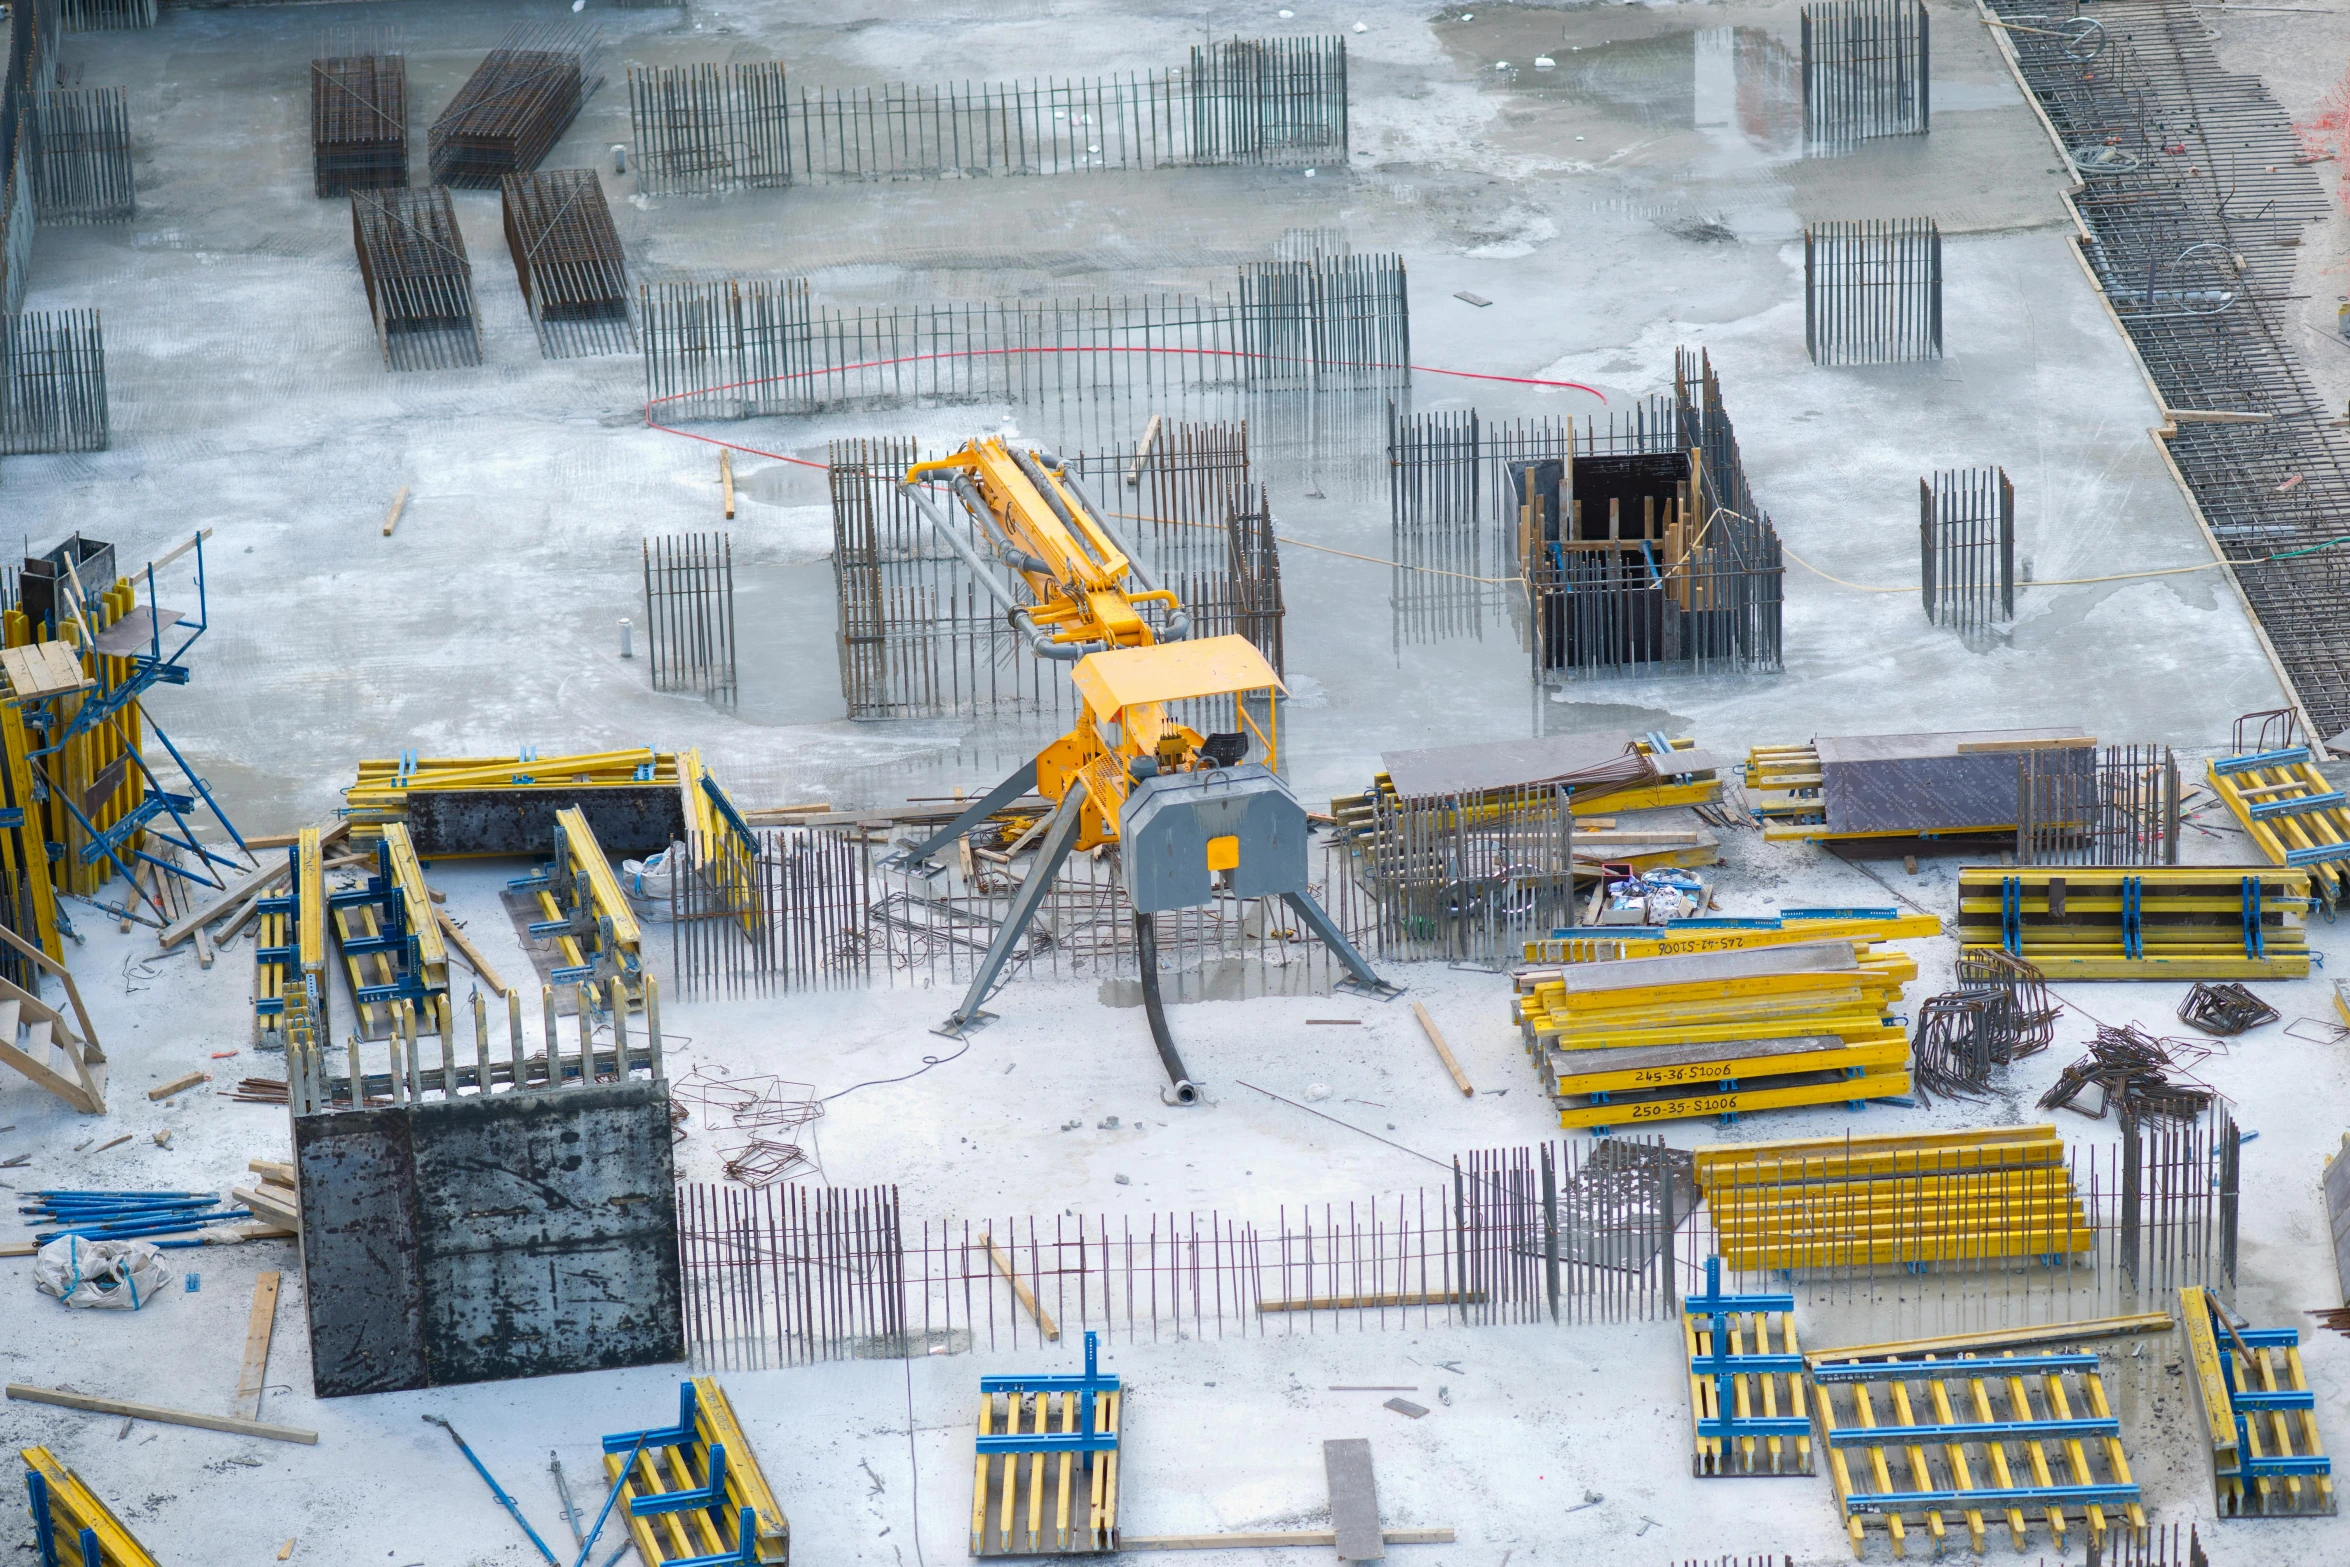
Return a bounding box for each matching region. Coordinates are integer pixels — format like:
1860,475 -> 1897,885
2206,747 -> 2350,910
973,1331 -> 1122,1556
343,748 -> 685,848
325,822 -> 449,1039
1684,1258 -> 1813,1478
604,1377 -> 790,1566
2178,1286 -> 2335,1518
20,1446 -> 158,1567
1956,864 -> 2312,980
1813,1350 -> 2144,1559
253,826 -> 329,1047
508,804 -> 645,1010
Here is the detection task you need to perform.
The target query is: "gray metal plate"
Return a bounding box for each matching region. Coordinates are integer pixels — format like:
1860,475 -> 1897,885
2326,1134 -> 2350,1304
1323,1438 -> 1383,1562
294,1108 -> 426,1397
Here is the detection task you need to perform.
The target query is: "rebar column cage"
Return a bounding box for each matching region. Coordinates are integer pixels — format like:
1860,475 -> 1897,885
0,308 -> 107,454
1514,348 -> 1785,680
1801,0 -> 1928,149
27,86 -> 131,224
312,32 -> 408,198
1329,783 -> 1578,966
60,0 -> 152,32
2016,744 -> 2181,866
1188,36 -> 1348,166
1805,217 -> 1941,365
1920,466 -> 2014,630
350,185 -> 482,372
643,533 -> 738,707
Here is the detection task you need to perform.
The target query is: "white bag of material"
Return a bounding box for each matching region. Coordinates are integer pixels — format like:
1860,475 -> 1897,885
33,1235 -> 173,1310
621,845 -> 680,904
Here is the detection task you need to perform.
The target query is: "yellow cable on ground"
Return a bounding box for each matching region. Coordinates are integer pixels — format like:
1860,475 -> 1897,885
1781,544 -> 2237,594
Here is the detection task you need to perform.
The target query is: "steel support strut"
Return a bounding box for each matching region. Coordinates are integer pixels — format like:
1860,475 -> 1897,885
936,790 -> 1086,1037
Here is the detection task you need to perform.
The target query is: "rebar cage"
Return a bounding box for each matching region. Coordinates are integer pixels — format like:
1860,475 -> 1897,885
1920,466 -> 2014,631
1805,217 -> 1942,365
1800,0 -> 1928,149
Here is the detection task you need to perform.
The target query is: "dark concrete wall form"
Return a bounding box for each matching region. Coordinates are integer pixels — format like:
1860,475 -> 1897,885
293,1080 -> 682,1397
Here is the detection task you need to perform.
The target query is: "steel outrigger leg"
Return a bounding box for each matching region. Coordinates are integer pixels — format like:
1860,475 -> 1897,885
1281,890 -> 1405,1000
881,761 -> 1040,874
935,791 -> 1086,1038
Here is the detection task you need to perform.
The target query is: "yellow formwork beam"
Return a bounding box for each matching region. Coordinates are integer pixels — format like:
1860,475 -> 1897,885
2207,758 -> 2350,908
295,827 -> 325,981
381,823 -> 448,976
1523,912 -> 1941,965
1698,1122 -> 2061,1173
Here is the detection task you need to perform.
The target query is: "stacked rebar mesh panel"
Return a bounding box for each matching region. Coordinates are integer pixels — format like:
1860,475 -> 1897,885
626,62 -> 789,197
428,21 -> 599,189
1804,217 -> 1940,364
501,169 -> 632,358
350,186 -> 481,370
0,309 -> 106,453
312,35 -> 408,198
61,0 -> 152,31
1986,0 -> 2350,735
26,87 -> 131,224
1800,0 -> 1927,149
1919,466 -> 2013,630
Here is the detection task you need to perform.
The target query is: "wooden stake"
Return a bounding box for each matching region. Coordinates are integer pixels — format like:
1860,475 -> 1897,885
278,1541 -> 296,1561
1412,1002 -> 1474,1097
721,449 -> 736,519
1126,413 -> 1165,487
234,1271 -> 282,1421
1121,1531 -> 1455,1552
980,1231 -> 1059,1340
382,485 -> 411,537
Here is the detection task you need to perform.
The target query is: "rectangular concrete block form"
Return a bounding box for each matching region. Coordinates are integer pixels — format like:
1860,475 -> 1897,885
293,1079 -> 681,1396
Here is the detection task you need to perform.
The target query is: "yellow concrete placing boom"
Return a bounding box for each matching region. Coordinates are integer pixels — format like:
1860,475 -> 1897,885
889,439 -> 1396,1085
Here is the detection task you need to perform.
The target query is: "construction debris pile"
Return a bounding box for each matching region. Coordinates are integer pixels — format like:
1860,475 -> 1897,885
2039,1024 -> 2217,1123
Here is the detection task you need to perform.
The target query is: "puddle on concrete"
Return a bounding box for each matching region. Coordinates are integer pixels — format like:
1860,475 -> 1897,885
1440,11 -> 1804,162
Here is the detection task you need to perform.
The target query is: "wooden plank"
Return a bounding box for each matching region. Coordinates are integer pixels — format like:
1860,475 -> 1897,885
1809,1313 -> 2176,1367
147,1069 -> 209,1101
981,1232 -> 1059,1341
1119,1532 -> 1453,1552
6,1383 -> 318,1445
233,1272 -> 282,1421
382,485 -> 411,536
1410,1003 -> 1473,1097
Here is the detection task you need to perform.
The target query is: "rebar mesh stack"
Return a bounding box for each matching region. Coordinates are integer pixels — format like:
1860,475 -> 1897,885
0,308 -> 107,453
27,87 -> 132,223
312,33 -> 408,197
428,21 -> 600,189
500,168 -> 633,358
350,186 -> 481,371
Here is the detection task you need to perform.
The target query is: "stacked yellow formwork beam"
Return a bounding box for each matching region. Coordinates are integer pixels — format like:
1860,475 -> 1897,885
1955,865 -> 2311,979
1697,1126 -> 2092,1274
526,805 -> 646,1008
1512,939 -> 1913,1130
